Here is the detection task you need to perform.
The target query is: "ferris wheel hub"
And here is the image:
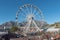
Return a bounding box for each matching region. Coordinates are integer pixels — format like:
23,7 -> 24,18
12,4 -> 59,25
27,14 -> 34,20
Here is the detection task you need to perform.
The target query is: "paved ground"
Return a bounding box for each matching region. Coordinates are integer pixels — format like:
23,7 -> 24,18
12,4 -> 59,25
10,38 -> 21,40
10,38 -> 19,40
10,38 -> 28,40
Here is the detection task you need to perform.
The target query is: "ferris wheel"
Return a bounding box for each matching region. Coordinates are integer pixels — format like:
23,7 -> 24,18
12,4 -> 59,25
16,4 -> 44,33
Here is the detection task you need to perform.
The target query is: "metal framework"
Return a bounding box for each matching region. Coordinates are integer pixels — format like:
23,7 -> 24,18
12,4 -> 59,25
16,4 -> 44,34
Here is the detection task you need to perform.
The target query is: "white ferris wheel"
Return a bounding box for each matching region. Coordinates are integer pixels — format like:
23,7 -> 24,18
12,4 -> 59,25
16,4 -> 44,33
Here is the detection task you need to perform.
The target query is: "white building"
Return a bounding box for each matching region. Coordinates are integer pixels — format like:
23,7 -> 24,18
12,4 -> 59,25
46,27 -> 60,32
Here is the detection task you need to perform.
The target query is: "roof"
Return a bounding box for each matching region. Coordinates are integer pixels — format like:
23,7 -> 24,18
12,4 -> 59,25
46,27 -> 60,32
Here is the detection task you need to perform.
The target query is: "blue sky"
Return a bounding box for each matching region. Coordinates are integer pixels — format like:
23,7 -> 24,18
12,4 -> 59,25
0,0 -> 60,24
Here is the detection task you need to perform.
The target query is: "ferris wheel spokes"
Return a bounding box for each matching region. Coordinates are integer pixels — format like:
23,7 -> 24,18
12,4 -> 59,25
19,7 -> 27,15
30,5 -> 33,14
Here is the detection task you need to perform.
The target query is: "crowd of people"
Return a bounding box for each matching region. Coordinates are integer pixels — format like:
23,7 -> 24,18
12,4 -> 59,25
14,31 -> 59,40
0,30 -> 60,40
10,32 -> 60,40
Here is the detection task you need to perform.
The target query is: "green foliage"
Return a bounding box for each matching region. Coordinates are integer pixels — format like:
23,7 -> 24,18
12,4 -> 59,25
50,23 -> 60,28
10,26 -> 18,32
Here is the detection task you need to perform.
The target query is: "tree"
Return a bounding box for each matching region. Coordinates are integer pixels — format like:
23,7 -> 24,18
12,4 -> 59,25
10,26 -> 18,32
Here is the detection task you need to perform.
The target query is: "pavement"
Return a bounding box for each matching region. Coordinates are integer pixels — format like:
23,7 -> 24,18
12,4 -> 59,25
10,38 -> 28,40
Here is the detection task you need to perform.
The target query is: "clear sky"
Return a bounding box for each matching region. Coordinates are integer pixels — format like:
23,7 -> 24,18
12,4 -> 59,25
0,0 -> 60,24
